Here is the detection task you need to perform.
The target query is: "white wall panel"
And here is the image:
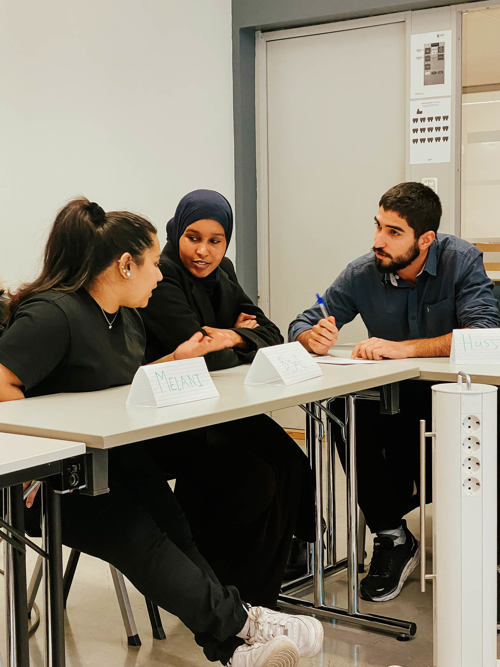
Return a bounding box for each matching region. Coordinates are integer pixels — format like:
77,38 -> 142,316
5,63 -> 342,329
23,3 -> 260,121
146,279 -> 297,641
260,18 -> 406,343
0,0 -> 234,289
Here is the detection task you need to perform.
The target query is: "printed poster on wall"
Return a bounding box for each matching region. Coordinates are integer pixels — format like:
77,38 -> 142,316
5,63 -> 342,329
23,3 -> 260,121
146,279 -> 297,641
409,98 -> 451,164
410,30 -> 452,99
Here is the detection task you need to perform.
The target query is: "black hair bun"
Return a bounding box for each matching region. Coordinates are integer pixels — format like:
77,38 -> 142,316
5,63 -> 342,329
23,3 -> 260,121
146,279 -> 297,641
87,202 -> 106,226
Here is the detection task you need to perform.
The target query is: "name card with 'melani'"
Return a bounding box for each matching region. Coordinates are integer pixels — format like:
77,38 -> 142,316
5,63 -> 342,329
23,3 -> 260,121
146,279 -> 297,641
450,328 -> 500,364
244,341 -> 322,386
126,357 -> 219,407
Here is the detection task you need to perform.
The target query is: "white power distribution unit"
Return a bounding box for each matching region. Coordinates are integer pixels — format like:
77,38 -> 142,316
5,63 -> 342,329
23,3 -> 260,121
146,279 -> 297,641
432,381 -> 497,667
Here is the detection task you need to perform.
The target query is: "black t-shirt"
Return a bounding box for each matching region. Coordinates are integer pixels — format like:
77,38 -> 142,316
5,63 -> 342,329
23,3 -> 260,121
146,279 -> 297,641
0,289 -> 145,397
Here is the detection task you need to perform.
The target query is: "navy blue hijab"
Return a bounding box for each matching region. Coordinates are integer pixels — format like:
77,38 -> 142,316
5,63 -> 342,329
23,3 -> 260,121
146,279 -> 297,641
165,189 -> 233,297
166,189 -> 233,251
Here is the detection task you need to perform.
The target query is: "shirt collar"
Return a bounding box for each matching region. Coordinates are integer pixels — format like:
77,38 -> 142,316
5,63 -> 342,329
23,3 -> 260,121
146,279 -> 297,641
422,238 -> 438,277
388,272 -> 399,287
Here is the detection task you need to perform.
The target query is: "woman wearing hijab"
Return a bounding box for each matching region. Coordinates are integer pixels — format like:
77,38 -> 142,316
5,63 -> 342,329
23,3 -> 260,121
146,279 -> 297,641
141,189 -> 315,608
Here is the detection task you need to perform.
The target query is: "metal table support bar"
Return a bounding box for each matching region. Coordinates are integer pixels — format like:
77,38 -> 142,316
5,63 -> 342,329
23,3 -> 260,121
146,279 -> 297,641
300,402 -> 325,606
325,415 -> 336,566
3,485 -> 30,667
279,393 -> 416,640
346,395 -> 358,614
43,484 -> 66,667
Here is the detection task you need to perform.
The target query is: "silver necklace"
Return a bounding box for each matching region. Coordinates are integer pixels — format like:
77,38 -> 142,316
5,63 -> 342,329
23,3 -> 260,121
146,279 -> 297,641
99,306 -> 119,330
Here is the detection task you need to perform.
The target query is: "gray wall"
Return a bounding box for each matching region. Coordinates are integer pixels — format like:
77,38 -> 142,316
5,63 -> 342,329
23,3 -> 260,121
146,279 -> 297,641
232,0 -> 482,299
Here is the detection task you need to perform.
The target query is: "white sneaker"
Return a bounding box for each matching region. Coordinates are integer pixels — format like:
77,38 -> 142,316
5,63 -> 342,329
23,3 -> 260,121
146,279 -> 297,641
246,606 -> 323,658
227,636 -> 299,666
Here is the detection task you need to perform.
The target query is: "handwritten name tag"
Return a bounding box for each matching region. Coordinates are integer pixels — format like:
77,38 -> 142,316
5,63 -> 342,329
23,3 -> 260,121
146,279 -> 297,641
127,357 -> 219,407
451,328 -> 500,364
245,342 -> 322,386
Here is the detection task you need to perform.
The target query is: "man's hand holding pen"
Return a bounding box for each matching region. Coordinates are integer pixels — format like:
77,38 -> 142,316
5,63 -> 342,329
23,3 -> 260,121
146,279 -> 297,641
297,315 -> 339,355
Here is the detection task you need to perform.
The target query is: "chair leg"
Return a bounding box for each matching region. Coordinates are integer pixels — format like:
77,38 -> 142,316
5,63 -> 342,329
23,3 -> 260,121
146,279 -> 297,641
109,565 -> 141,646
63,548 -> 81,608
27,554 -> 44,616
358,509 -> 367,573
145,599 -> 166,640
32,546 -> 146,647
28,548 -> 83,616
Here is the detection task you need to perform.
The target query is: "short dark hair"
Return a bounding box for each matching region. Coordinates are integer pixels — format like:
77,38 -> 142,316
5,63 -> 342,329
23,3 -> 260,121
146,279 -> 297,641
10,198 -> 157,313
379,182 -> 442,237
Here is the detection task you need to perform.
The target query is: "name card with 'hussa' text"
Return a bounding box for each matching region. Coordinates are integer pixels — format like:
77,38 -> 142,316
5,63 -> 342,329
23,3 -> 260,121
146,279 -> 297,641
451,328 -> 500,364
127,357 -> 219,407
245,341 -> 322,386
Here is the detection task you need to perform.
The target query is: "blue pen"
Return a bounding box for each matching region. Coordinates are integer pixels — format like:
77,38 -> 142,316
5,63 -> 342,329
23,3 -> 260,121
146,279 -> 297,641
315,293 -> 329,319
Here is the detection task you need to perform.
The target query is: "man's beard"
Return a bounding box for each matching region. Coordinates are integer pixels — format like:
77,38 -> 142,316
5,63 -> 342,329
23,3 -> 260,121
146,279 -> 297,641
373,241 -> 420,274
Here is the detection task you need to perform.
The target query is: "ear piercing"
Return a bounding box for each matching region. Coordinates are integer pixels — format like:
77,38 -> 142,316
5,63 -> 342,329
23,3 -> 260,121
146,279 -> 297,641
117,260 -> 131,278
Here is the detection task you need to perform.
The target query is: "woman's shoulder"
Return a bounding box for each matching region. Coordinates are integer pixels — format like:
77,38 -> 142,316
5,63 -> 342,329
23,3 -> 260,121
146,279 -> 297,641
16,290 -> 114,331
19,289 -> 88,315
15,290 -> 70,316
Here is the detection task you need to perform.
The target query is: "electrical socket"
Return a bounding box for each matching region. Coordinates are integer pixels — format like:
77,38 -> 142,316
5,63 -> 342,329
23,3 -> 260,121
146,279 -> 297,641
462,415 -> 480,431
462,436 -> 480,453
462,456 -> 480,473
462,477 -> 481,496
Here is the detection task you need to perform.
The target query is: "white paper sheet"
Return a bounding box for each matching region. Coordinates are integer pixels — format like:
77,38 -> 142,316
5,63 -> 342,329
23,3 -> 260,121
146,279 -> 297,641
409,98 -> 451,164
314,356 -> 377,365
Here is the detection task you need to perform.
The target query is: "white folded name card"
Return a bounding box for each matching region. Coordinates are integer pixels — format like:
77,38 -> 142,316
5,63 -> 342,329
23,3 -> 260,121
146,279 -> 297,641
127,357 -> 219,407
245,341 -> 322,386
451,328 -> 500,364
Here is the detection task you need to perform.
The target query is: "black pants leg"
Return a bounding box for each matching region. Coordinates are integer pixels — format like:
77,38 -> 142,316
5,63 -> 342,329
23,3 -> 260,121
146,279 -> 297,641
28,444 -> 246,664
146,414 -> 316,607
333,380 -> 433,533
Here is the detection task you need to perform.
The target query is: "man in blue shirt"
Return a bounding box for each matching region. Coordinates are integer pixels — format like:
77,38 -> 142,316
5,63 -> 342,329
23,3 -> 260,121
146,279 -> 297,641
289,182 -> 500,602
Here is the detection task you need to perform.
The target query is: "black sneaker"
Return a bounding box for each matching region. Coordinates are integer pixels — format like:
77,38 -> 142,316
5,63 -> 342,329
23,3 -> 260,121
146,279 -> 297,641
360,520 -> 420,602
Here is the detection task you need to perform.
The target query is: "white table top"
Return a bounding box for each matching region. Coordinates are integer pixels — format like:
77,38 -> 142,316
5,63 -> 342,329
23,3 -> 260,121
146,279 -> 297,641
331,346 -> 500,386
0,361 -> 420,449
0,432 -> 85,476
415,357 -> 500,385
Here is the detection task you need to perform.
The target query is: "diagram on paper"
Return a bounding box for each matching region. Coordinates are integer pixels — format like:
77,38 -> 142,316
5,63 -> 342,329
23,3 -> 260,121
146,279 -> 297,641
411,31 -> 451,98
410,98 -> 451,164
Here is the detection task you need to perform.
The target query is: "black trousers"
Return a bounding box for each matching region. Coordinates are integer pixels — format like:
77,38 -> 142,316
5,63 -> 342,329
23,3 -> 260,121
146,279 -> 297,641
146,414 -> 316,608
333,380 -> 434,533
26,444 -> 247,664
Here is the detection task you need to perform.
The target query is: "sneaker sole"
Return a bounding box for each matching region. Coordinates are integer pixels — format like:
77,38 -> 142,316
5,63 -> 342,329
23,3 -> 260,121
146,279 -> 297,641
254,642 -> 299,666
294,617 -> 324,658
360,545 -> 420,602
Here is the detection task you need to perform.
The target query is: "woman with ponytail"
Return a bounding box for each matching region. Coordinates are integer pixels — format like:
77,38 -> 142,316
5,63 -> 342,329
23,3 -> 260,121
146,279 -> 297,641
0,198 -> 323,666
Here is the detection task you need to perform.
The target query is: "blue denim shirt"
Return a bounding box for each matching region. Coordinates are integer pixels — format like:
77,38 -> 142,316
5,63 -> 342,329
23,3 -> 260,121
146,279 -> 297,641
288,234 -> 500,343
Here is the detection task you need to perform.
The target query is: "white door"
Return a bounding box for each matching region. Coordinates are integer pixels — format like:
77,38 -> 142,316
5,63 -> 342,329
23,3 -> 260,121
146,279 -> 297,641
257,16 -> 407,345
